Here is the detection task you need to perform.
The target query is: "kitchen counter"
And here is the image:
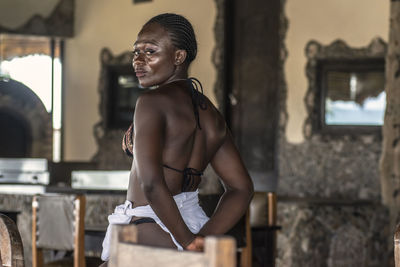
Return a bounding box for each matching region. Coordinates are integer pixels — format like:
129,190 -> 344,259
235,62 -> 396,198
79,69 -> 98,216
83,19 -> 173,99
46,185 -> 126,195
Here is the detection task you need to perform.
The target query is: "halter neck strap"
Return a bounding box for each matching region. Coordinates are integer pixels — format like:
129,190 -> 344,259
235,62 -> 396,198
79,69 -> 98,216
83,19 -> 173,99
187,77 -> 207,129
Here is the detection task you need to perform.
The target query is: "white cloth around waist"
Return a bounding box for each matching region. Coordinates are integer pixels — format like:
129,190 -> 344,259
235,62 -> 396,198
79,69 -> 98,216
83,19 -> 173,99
101,190 -> 209,261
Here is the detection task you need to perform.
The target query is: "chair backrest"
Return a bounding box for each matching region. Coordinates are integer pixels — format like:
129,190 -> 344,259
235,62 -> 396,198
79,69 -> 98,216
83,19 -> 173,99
0,213 -> 25,267
250,192 -> 279,267
108,224 -> 236,267
395,223 -> 400,267
32,194 -> 86,267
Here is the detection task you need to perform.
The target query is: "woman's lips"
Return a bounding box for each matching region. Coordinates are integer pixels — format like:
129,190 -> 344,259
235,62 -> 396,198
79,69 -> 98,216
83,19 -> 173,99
135,71 -> 146,78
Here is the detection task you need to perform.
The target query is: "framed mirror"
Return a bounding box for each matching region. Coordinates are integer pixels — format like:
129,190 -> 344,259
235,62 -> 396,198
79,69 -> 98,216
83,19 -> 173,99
304,38 -> 387,137
98,48 -> 149,131
318,58 -> 385,130
106,64 -> 148,129
93,48 -> 150,169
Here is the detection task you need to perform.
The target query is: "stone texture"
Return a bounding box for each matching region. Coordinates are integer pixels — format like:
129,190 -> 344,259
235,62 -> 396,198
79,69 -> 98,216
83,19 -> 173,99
380,1 -> 400,233
276,201 -> 390,267
84,194 -> 126,230
212,0 -> 226,115
278,134 -> 382,200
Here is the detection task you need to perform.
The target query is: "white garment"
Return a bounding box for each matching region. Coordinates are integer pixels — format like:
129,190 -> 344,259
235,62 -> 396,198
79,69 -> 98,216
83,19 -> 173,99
101,190 -> 209,261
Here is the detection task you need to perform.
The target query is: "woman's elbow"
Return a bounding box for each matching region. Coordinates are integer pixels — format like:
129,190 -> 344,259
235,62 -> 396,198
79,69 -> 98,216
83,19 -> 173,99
246,181 -> 254,200
232,179 -> 254,201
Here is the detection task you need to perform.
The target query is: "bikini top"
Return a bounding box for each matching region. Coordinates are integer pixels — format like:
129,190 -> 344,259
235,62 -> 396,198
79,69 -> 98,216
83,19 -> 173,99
122,77 -> 207,192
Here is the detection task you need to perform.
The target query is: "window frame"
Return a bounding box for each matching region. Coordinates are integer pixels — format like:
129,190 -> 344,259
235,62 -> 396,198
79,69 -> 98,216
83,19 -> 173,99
316,58 -> 385,135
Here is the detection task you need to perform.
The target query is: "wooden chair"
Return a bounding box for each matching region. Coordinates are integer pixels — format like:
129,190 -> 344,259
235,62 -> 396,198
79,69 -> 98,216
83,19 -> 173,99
108,224 -> 236,267
395,223 -> 400,267
32,194 -> 86,267
240,209 -> 252,267
250,192 -> 279,267
0,213 -> 25,267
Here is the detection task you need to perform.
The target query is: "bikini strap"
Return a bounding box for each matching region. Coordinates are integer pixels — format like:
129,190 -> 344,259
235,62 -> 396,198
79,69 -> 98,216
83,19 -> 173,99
162,164 -> 203,176
163,164 -> 203,192
163,164 -> 184,173
187,77 -> 207,130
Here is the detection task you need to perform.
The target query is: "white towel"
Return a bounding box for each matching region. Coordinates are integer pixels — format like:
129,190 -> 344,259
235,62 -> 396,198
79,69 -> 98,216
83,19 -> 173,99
101,190 -> 209,261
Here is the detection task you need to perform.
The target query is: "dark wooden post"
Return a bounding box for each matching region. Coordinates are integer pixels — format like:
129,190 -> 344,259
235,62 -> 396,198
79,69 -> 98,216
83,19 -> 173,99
380,0 -> 400,231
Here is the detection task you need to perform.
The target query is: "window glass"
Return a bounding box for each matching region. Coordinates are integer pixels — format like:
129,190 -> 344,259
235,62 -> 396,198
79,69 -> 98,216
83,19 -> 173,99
325,70 -> 385,126
0,34 -> 63,161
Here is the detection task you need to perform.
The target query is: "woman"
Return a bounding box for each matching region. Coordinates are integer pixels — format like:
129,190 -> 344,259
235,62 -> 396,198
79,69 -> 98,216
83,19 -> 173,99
101,13 -> 253,261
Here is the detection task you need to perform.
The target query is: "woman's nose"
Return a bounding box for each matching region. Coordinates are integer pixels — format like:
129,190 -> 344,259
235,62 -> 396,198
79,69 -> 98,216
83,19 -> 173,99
133,57 -> 144,69
133,51 -> 145,63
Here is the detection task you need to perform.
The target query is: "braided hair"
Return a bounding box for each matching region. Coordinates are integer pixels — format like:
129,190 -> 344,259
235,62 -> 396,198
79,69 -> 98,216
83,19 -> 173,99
145,13 -> 197,64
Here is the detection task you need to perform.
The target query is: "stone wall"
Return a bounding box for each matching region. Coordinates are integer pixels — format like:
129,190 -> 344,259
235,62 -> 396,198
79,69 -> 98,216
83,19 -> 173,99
380,0 -> 400,234
278,134 -> 382,200
276,200 -> 389,267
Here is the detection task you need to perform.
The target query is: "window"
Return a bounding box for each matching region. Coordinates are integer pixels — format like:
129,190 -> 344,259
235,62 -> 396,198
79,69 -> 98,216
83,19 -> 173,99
0,34 -> 63,161
318,59 -> 385,130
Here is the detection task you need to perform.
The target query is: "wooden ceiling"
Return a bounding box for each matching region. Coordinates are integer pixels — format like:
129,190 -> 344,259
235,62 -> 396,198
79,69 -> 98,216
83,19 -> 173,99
0,34 -> 60,61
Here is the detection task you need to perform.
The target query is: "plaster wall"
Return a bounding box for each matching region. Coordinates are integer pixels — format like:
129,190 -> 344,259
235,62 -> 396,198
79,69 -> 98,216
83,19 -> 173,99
64,0 -> 216,161
285,0 -> 389,143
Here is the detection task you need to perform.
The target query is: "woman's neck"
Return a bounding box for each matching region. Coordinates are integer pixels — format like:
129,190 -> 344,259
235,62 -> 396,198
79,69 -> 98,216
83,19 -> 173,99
160,68 -> 189,86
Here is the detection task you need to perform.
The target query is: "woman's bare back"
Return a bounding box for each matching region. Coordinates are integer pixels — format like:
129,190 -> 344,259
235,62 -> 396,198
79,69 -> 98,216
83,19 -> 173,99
127,79 -> 226,205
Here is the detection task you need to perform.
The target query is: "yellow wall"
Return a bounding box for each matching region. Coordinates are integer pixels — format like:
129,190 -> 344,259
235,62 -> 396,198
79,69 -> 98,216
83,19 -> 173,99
285,0 -> 389,143
64,0 -> 216,161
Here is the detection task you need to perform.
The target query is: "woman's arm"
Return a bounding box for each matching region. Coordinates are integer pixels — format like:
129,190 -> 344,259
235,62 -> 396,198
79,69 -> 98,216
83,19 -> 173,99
133,94 -> 195,248
198,131 -> 254,236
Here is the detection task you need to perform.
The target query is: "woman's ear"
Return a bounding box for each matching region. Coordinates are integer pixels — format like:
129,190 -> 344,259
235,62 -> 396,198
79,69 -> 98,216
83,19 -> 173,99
174,50 -> 187,65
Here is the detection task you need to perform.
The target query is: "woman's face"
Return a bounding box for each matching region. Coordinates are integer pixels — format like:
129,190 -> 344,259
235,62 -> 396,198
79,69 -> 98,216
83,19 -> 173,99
132,23 -> 179,87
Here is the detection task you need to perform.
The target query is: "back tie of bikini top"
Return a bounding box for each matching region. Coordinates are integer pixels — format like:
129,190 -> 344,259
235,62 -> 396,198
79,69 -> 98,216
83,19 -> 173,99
162,164 -> 203,192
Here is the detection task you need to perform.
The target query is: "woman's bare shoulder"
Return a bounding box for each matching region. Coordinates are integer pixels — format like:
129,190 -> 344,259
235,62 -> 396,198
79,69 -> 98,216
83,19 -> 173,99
136,87 -> 169,108
202,96 -> 228,142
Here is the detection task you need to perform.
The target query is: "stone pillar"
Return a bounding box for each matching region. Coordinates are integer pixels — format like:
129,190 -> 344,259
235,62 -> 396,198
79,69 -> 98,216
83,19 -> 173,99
380,0 -> 400,230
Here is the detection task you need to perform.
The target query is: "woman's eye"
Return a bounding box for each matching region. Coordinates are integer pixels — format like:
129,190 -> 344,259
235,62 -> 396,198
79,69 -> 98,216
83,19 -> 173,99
145,49 -> 155,55
132,50 -> 140,57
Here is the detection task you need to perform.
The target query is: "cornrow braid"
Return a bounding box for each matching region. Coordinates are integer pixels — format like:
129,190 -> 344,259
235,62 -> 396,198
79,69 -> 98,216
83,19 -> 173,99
145,13 -> 197,63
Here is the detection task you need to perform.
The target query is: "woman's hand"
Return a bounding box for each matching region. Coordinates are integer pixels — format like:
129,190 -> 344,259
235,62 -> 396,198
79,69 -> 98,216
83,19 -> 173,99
184,235 -> 204,252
